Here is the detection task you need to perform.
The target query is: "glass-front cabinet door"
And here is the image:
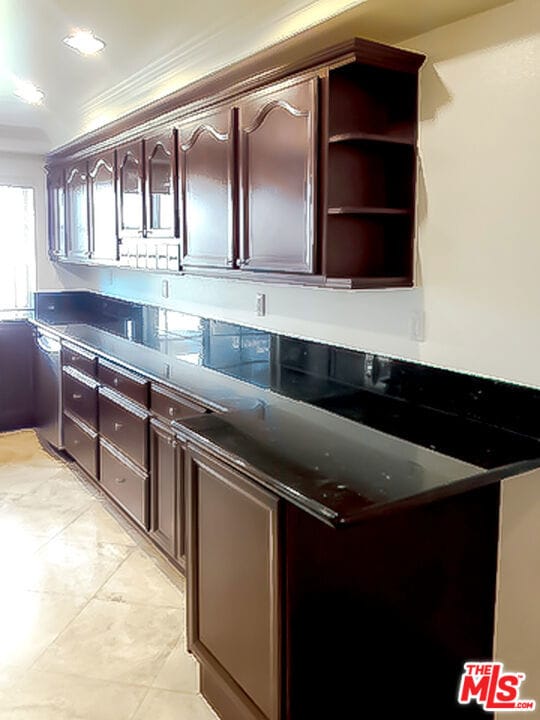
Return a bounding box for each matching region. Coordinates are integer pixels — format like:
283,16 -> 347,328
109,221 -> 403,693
145,130 -> 176,239
46,165 -> 66,260
89,152 -> 117,262
117,141 -> 144,242
66,162 -> 90,259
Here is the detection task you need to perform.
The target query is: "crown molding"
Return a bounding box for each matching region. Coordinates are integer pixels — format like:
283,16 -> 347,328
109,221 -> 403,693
77,0 -> 364,138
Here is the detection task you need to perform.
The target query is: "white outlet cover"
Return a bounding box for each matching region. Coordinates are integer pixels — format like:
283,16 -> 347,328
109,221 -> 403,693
410,311 -> 425,342
256,293 -> 266,317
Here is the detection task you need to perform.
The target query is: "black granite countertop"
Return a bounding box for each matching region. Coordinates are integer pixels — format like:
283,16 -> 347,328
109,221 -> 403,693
29,315 -> 540,527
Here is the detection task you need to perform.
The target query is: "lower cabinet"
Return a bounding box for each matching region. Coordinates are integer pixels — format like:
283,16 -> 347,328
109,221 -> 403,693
186,447 -> 281,720
100,437 -> 149,529
63,411 -> 98,480
150,419 -> 186,567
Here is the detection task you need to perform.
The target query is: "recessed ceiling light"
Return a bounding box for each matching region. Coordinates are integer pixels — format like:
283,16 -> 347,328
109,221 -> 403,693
14,80 -> 44,105
63,29 -> 105,56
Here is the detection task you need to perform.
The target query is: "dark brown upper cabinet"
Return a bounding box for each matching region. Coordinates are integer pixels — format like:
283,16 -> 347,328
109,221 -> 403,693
46,165 -> 66,260
179,106 -> 237,269
47,38 -> 425,289
117,140 -> 144,242
88,152 -> 118,262
238,75 -> 318,274
145,130 -> 177,241
65,162 -> 90,259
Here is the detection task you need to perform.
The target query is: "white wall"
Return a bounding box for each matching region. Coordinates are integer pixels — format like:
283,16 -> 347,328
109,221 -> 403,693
36,0 -> 540,389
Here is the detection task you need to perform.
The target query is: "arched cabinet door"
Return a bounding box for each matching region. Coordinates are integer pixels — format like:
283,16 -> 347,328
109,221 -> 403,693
46,165 -> 66,260
238,76 -> 318,274
179,107 -> 236,269
66,162 -> 90,259
117,141 -> 144,242
145,130 -> 177,241
88,152 -> 117,262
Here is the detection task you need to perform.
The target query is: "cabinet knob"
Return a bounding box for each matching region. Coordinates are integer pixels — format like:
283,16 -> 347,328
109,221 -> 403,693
72,393 -> 82,400
113,377 -> 119,387
71,355 -> 77,362
114,477 -> 126,484
114,422 -> 123,432
168,407 -> 175,418
73,439 -> 79,446
171,440 -> 178,449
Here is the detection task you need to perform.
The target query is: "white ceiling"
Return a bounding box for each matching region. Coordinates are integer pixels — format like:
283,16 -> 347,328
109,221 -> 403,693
0,0 -> 513,153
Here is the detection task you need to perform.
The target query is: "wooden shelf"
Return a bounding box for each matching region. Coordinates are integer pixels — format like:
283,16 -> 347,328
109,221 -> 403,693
324,276 -> 411,289
328,132 -> 413,146
327,207 -> 410,216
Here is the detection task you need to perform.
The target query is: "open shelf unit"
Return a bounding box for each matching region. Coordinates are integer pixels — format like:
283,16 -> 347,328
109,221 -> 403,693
322,51 -> 423,286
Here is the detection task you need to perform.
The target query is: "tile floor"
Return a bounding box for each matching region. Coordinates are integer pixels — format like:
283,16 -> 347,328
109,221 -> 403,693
0,429 -> 218,720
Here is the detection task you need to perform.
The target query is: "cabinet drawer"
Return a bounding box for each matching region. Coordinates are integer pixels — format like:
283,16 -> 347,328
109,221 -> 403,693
62,367 -> 99,430
61,342 -> 96,378
100,438 -> 149,528
63,412 -> 98,480
99,386 -> 149,468
151,385 -> 209,423
98,359 -> 149,407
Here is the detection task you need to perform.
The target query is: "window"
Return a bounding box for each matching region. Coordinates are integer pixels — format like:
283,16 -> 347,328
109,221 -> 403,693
0,186 -> 36,311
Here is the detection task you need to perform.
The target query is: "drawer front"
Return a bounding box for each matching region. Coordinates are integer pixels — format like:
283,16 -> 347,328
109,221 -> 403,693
63,413 -> 98,480
63,371 -> 98,430
98,360 -> 149,407
100,440 -> 149,528
61,343 -> 96,378
151,386 -> 209,423
99,389 -> 149,469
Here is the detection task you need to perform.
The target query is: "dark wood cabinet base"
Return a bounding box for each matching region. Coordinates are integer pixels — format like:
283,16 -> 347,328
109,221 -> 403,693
201,664 -> 267,720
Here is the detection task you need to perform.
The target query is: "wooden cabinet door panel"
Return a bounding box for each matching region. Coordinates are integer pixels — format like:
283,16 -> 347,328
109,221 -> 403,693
117,141 -> 144,241
150,419 -> 186,564
88,152 -> 118,262
145,130 -> 177,241
47,165 -> 66,259
66,162 -> 90,258
180,107 -> 236,268
239,76 -> 317,274
187,449 -> 280,720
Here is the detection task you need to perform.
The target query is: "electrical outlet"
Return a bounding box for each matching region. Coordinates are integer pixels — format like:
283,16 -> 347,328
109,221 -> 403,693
162,279 -> 169,299
410,311 -> 425,342
256,293 -> 266,317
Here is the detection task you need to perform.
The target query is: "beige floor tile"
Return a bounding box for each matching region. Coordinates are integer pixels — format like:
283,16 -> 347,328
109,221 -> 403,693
36,598 -> 183,686
0,665 -> 22,690
19,537 -> 132,598
152,640 -> 199,694
97,549 -> 184,608
0,498 -> 88,540
0,669 -> 147,720
132,689 -> 219,720
56,503 -> 138,547
0,590 -> 88,669
23,473 -> 96,511
0,430 -> 56,467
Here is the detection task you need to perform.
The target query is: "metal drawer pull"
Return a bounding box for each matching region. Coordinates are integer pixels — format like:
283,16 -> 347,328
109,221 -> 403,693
167,438 -> 178,448
113,377 -> 119,386
73,439 -> 79,445
114,477 -> 126,484
72,393 -> 82,400
168,406 -> 175,417
114,422 -> 123,432
71,355 -> 77,362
